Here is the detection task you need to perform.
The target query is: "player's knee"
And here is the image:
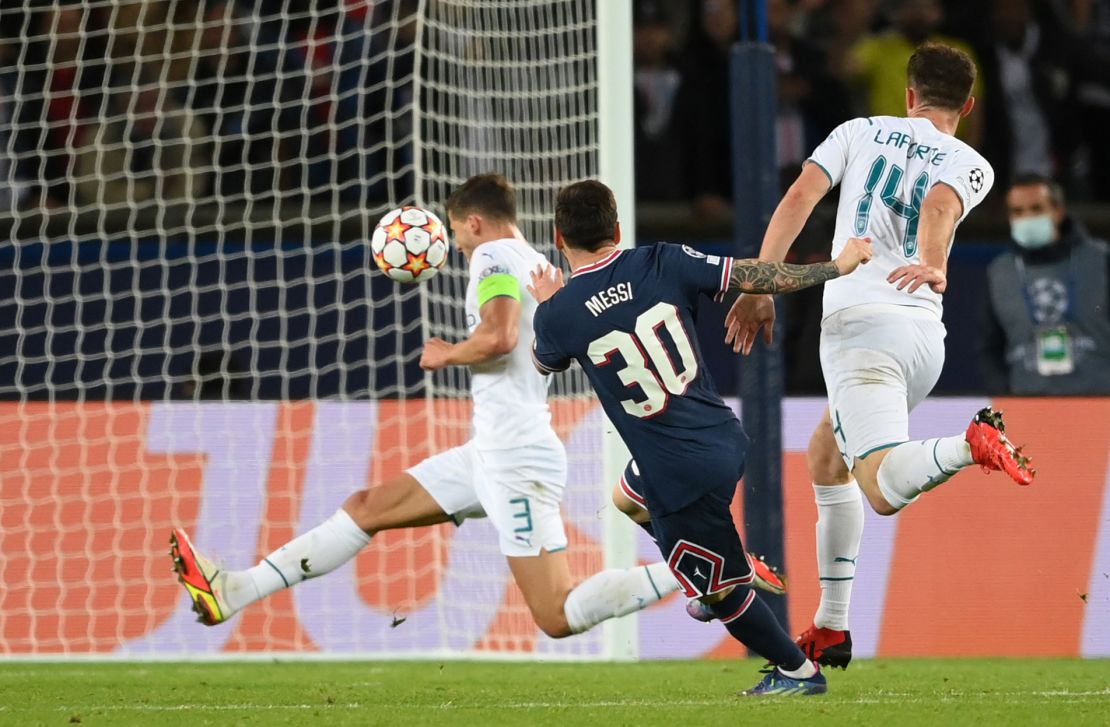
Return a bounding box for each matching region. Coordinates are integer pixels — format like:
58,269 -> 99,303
532,608 -> 573,639
808,428 -> 849,484
857,478 -> 898,516
868,495 -> 899,517
341,490 -> 378,534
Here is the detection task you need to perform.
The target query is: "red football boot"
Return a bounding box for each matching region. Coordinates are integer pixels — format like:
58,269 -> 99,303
748,553 -> 787,596
965,407 -> 1035,486
795,624 -> 852,669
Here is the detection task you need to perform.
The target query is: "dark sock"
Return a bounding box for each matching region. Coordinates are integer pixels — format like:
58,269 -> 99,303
709,586 -> 806,670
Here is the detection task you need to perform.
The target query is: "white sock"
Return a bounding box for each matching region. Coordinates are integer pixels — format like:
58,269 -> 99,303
812,482 -> 863,631
778,659 -> 818,679
223,509 -> 371,612
563,561 -> 679,634
876,435 -> 974,510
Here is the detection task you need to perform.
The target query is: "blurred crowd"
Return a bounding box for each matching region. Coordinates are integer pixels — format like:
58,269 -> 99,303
1,0 -> 1108,218
634,0 -> 1110,220
0,0 -> 419,213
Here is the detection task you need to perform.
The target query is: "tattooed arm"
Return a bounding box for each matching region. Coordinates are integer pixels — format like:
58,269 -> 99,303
727,236 -> 873,294
729,260 -> 841,294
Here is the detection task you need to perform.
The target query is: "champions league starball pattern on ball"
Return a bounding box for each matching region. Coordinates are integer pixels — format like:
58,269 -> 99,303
371,206 -> 450,283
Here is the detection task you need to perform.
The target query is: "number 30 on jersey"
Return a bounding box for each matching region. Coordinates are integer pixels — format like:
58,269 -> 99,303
587,302 -> 697,419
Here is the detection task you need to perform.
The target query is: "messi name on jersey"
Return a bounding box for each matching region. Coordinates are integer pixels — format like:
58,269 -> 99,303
584,282 -> 634,317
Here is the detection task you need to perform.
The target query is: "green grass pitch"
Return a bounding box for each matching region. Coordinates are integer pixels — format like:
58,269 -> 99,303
2,659 -> 1108,725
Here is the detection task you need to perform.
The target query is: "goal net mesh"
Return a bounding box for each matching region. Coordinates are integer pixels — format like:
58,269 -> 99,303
0,0 -> 610,658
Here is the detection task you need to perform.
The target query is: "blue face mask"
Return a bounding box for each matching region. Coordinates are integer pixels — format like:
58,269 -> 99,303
1010,215 -> 1057,249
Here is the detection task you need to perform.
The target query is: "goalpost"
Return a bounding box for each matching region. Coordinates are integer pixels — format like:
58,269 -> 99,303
0,0 -> 636,660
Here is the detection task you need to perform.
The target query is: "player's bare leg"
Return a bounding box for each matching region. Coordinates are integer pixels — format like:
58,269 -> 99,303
506,549 -> 576,637
171,473 -> 450,625
809,411 -> 852,486
344,473 -> 454,533
851,450 -> 901,516
508,545 -> 680,638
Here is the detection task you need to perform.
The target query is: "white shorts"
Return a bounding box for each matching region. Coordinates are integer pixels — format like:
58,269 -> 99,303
406,436 -> 568,557
820,304 -> 946,470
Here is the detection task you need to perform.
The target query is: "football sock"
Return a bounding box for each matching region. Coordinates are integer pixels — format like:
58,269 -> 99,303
225,509 -> 371,612
778,658 -> 819,679
563,562 -> 678,634
709,586 -> 808,671
877,436 -> 974,510
813,481 -> 863,631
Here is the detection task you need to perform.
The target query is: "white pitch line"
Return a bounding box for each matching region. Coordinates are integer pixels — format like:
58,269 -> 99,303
1033,689 -> 1110,697
43,704 -> 365,713
10,690 -> 1108,715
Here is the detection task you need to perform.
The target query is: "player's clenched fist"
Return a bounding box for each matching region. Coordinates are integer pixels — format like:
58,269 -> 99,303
833,237 -> 873,275
419,337 -> 454,370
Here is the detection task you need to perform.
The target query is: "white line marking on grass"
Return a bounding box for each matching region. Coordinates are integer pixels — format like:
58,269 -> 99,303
425,692 -> 1110,710
41,704 -> 365,713
16,690 -> 1109,715
495,700 -> 727,709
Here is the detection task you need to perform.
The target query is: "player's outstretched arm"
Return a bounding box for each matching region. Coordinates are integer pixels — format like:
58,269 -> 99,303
758,162 -> 832,263
728,237 -> 872,295
724,162 -> 831,354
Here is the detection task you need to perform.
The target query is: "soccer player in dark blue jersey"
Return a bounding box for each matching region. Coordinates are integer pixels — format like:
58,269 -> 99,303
529,181 -> 872,696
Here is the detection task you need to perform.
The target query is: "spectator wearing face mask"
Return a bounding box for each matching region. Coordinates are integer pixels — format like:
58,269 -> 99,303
979,174 -> 1110,395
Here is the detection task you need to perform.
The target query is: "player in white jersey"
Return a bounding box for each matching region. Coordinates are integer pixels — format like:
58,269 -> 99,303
725,43 -> 1035,667
169,174 -> 684,639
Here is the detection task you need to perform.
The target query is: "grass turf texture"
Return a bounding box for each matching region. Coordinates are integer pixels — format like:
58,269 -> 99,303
1,659 -> 1108,726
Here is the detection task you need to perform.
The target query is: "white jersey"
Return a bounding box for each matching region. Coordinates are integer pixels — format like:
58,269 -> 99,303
464,237 -> 556,452
808,115 -> 994,319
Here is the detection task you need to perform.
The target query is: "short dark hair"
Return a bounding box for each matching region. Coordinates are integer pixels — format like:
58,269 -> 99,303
1009,172 -> 1066,207
555,180 -> 618,252
907,42 -> 976,111
445,173 -> 517,222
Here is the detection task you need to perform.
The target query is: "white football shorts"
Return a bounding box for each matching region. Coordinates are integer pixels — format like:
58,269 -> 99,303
406,435 -> 568,558
820,303 -> 946,470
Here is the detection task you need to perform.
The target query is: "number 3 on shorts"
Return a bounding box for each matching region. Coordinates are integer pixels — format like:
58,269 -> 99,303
509,497 -> 533,534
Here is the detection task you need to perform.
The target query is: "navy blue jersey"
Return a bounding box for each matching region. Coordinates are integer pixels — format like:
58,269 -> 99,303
532,243 -> 748,514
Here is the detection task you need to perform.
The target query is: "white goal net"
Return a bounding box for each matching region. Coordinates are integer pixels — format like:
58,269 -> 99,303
0,0 -> 631,659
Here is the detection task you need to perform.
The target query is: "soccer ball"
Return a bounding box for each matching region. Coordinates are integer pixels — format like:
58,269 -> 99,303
371,206 -> 450,283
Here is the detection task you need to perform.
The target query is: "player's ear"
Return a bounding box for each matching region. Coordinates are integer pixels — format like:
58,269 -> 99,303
613,223 -> 622,246
905,86 -> 915,114
553,227 -> 566,252
468,214 -> 482,235
959,96 -> 975,119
